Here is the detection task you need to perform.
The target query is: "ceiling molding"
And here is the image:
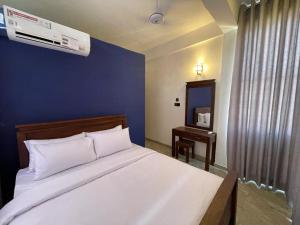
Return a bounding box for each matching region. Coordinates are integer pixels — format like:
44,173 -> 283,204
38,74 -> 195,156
144,0 -> 239,60
202,0 -> 238,29
144,22 -> 223,61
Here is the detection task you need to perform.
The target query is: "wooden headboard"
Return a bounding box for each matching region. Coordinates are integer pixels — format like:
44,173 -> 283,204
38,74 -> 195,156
16,114 -> 128,169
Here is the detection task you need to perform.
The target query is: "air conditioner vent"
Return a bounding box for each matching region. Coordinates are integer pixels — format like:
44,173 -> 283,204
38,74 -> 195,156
1,5 -> 90,56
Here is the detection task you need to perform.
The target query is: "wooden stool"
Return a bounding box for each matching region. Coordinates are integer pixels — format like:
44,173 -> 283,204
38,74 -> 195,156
175,139 -> 195,163
181,138 -> 195,158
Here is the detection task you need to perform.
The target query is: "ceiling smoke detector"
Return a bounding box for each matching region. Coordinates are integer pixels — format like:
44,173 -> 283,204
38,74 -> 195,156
149,0 -> 164,24
149,12 -> 164,24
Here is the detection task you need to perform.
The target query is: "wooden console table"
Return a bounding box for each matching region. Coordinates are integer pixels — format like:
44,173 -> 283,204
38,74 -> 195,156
172,126 -> 217,171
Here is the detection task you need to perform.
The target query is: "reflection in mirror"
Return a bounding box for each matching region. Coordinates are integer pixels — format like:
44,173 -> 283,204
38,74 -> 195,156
185,80 -> 215,131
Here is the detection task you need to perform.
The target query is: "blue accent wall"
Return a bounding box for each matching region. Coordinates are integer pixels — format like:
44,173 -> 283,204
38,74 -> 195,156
187,87 -> 212,124
0,36 -> 145,203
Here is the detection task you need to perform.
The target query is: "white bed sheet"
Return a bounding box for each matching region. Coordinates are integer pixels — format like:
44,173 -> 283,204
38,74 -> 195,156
14,169 -> 35,198
2,145 -> 223,225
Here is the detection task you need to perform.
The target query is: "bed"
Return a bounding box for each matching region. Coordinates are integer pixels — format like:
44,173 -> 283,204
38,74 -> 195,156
0,114 -> 237,225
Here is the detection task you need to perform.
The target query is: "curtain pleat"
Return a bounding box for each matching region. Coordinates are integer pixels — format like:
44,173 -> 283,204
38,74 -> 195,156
228,0 -> 300,223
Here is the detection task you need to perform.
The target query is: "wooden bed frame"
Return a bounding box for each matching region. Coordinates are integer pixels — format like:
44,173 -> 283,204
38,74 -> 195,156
15,114 -> 237,225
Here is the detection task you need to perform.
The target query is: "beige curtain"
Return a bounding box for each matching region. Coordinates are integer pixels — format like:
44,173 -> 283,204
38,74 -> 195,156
227,0 -> 300,223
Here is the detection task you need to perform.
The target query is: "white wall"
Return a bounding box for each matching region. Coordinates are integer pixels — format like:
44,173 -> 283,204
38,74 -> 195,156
145,30 -> 237,167
214,30 -> 237,167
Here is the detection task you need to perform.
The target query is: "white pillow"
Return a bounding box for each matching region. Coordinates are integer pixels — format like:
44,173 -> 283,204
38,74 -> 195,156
87,128 -> 132,158
198,113 -> 205,123
24,133 -> 85,172
197,113 -> 211,128
33,137 -> 96,180
204,113 -> 211,126
85,125 -> 122,135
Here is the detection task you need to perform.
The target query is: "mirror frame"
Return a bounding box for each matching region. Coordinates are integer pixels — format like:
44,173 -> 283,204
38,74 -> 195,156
185,79 -> 216,131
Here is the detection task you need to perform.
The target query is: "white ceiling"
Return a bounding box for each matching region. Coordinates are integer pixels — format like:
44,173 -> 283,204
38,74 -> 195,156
0,0 -> 216,53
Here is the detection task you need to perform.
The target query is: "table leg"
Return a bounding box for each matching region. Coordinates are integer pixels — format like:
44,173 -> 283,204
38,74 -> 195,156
185,146 -> 189,163
178,137 -> 184,154
192,144 -> 195,159
172,131 -> 175,157
211,139 -> 216,166
205,142 -> 211,171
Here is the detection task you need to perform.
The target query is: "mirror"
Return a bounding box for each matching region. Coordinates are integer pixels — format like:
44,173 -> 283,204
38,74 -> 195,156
185,79 -> 215,131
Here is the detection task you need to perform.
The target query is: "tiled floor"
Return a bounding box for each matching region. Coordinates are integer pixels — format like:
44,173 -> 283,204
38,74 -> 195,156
145,139 -> 292,225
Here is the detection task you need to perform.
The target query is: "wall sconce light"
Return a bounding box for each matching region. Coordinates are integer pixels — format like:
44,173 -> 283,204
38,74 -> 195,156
196,63 -> 204,75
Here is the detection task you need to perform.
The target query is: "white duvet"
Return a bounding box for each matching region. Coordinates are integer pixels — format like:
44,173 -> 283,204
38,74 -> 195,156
0,146 -> 223,225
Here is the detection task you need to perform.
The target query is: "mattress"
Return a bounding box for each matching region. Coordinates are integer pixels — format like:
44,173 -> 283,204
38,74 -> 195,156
2,145 -> 223,225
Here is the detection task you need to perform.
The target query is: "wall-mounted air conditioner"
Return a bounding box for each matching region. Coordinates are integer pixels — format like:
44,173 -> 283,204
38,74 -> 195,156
0,5 -> 90,56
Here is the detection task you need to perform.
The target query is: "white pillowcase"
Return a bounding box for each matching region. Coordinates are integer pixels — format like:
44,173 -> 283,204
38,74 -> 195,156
198,113 -> 206,124
85,125 -> 122,135
24,133 -> 85,172
33,137 -> 96,180
204,113 -> 211,126
197,113 -> 211,128
87,128 -> 132,158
